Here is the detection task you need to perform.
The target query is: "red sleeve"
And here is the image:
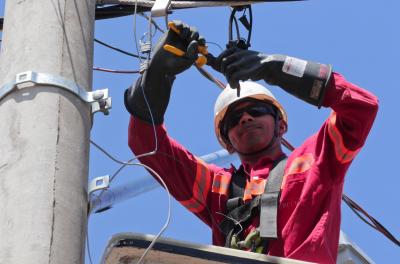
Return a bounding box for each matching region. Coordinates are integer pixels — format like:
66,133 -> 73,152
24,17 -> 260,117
322,72 -> 379,150
291,72 -> 379,183
128,117 -> 220,227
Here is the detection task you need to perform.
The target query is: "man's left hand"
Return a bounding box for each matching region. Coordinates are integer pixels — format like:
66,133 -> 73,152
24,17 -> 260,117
211,48 -> 285,89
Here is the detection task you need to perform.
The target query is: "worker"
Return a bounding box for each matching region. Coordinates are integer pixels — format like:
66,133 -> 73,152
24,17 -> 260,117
124,21 -> 378,264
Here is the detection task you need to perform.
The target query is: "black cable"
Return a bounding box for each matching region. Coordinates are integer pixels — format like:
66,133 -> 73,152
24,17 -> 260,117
247,5 -> 253,47
139,12 -> 165,34
95,4 -> 151,20
0,1 -> 307,31
195,65 -> 225,89
94,1 -> 307,20
94,38 -> 147,59
228,9 -> 241,44
93,67 -> 140,74
342,194 -> 400,247
206,41 -> 223,52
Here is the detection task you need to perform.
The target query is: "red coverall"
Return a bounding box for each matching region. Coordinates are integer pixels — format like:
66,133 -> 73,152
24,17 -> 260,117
128,73 -> 378,264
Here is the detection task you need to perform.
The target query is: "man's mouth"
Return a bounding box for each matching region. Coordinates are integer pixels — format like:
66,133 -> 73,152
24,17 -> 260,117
242,123 -> 261,130
239,124 -> 262,135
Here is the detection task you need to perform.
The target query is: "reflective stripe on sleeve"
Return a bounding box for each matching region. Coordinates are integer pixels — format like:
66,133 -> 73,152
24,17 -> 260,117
327,112 -> 360,163
180,159 -> 212,213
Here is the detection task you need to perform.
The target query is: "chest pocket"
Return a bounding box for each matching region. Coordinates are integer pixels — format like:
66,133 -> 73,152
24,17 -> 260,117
280,154 -> 314,209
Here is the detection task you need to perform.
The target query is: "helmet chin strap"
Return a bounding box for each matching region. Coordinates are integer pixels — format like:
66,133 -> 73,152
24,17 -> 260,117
233,117 -> 280,157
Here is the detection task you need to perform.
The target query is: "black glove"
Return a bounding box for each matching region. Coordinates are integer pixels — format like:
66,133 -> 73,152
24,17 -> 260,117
213,48 -> 332,107
148,20 -> 205,77
124,20 -> 205,124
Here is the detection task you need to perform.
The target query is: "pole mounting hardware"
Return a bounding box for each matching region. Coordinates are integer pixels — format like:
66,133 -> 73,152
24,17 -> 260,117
0,71 -> 112,115
89,175 -> 110,196
151,0 -> 172,17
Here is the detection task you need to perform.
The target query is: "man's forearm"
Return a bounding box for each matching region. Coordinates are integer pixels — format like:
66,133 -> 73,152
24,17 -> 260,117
124,73 -> 175,124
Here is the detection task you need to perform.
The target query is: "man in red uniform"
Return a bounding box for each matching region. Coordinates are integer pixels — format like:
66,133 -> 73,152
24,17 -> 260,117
124,21 -> 378,263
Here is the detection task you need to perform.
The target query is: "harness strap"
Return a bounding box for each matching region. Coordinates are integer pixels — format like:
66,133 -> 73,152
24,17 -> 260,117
219,155 -> 288,248
259,157 -> 287,239
220,196 -> 261,237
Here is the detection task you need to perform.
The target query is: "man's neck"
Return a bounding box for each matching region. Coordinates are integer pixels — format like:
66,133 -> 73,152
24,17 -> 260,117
239,141 -> 284,167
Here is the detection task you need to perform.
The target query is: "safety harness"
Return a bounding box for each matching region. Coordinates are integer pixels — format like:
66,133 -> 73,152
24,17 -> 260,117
219,155 -> 288,253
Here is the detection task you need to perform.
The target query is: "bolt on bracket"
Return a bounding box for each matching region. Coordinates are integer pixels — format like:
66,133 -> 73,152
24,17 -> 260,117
0,71 -> 112,115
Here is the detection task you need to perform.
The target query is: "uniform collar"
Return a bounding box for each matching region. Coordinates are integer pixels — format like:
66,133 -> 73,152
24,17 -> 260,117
238,151 -> 286,180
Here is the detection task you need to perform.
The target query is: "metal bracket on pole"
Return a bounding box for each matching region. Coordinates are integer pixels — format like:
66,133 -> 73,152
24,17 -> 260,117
0,71 -> 112,115
88,175 -> 110,196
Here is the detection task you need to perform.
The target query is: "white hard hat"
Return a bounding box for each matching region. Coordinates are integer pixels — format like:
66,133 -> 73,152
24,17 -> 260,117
214,81 -> 288,150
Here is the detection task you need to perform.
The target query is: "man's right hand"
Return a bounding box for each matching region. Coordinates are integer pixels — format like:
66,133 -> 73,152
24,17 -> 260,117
148,20 -> 205,77
124,21 -> 204,124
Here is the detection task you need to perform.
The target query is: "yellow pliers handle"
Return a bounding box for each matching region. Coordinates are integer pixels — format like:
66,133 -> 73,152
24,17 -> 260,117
163,22 -> 208,67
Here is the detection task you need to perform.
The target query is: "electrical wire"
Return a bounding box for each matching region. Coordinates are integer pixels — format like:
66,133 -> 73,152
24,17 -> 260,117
93,67 -> 140,74
136,10 -> 160,157
133,0 -> 142,62
342,194 -> 400,247
133,12 -> 170,264
89,139 -> 172,263
133,162 -> 171,264
90,140 -> 156,165
139,12 -> 165,34
277,139 -> 398,246
91,6 -> 163,263
195,65 -> 226,90
216,212 -> 244,237
90,156 -> 173,264
281,138 -> 295,151
206,41 -> 224,52
94,38 -> 147,59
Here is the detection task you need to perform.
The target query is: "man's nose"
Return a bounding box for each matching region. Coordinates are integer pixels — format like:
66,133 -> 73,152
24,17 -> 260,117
239,112 -> 254,125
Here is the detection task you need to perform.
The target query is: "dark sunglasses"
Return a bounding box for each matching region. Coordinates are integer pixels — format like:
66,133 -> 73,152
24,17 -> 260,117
222,103 -> 277,134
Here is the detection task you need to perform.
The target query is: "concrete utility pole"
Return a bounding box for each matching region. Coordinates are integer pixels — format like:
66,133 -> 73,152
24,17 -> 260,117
0,1 -> 96,263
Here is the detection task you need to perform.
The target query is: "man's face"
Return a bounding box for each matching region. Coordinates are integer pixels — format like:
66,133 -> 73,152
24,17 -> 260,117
224,101 -> 278,154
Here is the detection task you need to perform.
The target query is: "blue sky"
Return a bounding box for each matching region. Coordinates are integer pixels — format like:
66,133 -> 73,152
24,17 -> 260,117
2,1 -> 399,263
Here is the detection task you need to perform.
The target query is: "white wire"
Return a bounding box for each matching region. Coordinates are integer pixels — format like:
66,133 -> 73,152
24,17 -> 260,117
134,13 -> 169,264
133,0 -> 142,62
90,140 -> 155,166
137,5 -> 159,156
133,162 -> 171,264
88,143 -> 172,263
89,8 -> 165,264
216,212 -> 244,237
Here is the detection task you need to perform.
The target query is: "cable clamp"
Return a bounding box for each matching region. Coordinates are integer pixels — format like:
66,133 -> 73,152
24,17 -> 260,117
140,40 -> 152,54
0,71 -> 112,115
139,60 -> 150,74
88,175 -> 110,196
151,0 -> 172,17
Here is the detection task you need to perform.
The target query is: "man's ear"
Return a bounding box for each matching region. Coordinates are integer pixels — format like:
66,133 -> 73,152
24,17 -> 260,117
225,142 -> 235,154
278,119 -> 287,137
